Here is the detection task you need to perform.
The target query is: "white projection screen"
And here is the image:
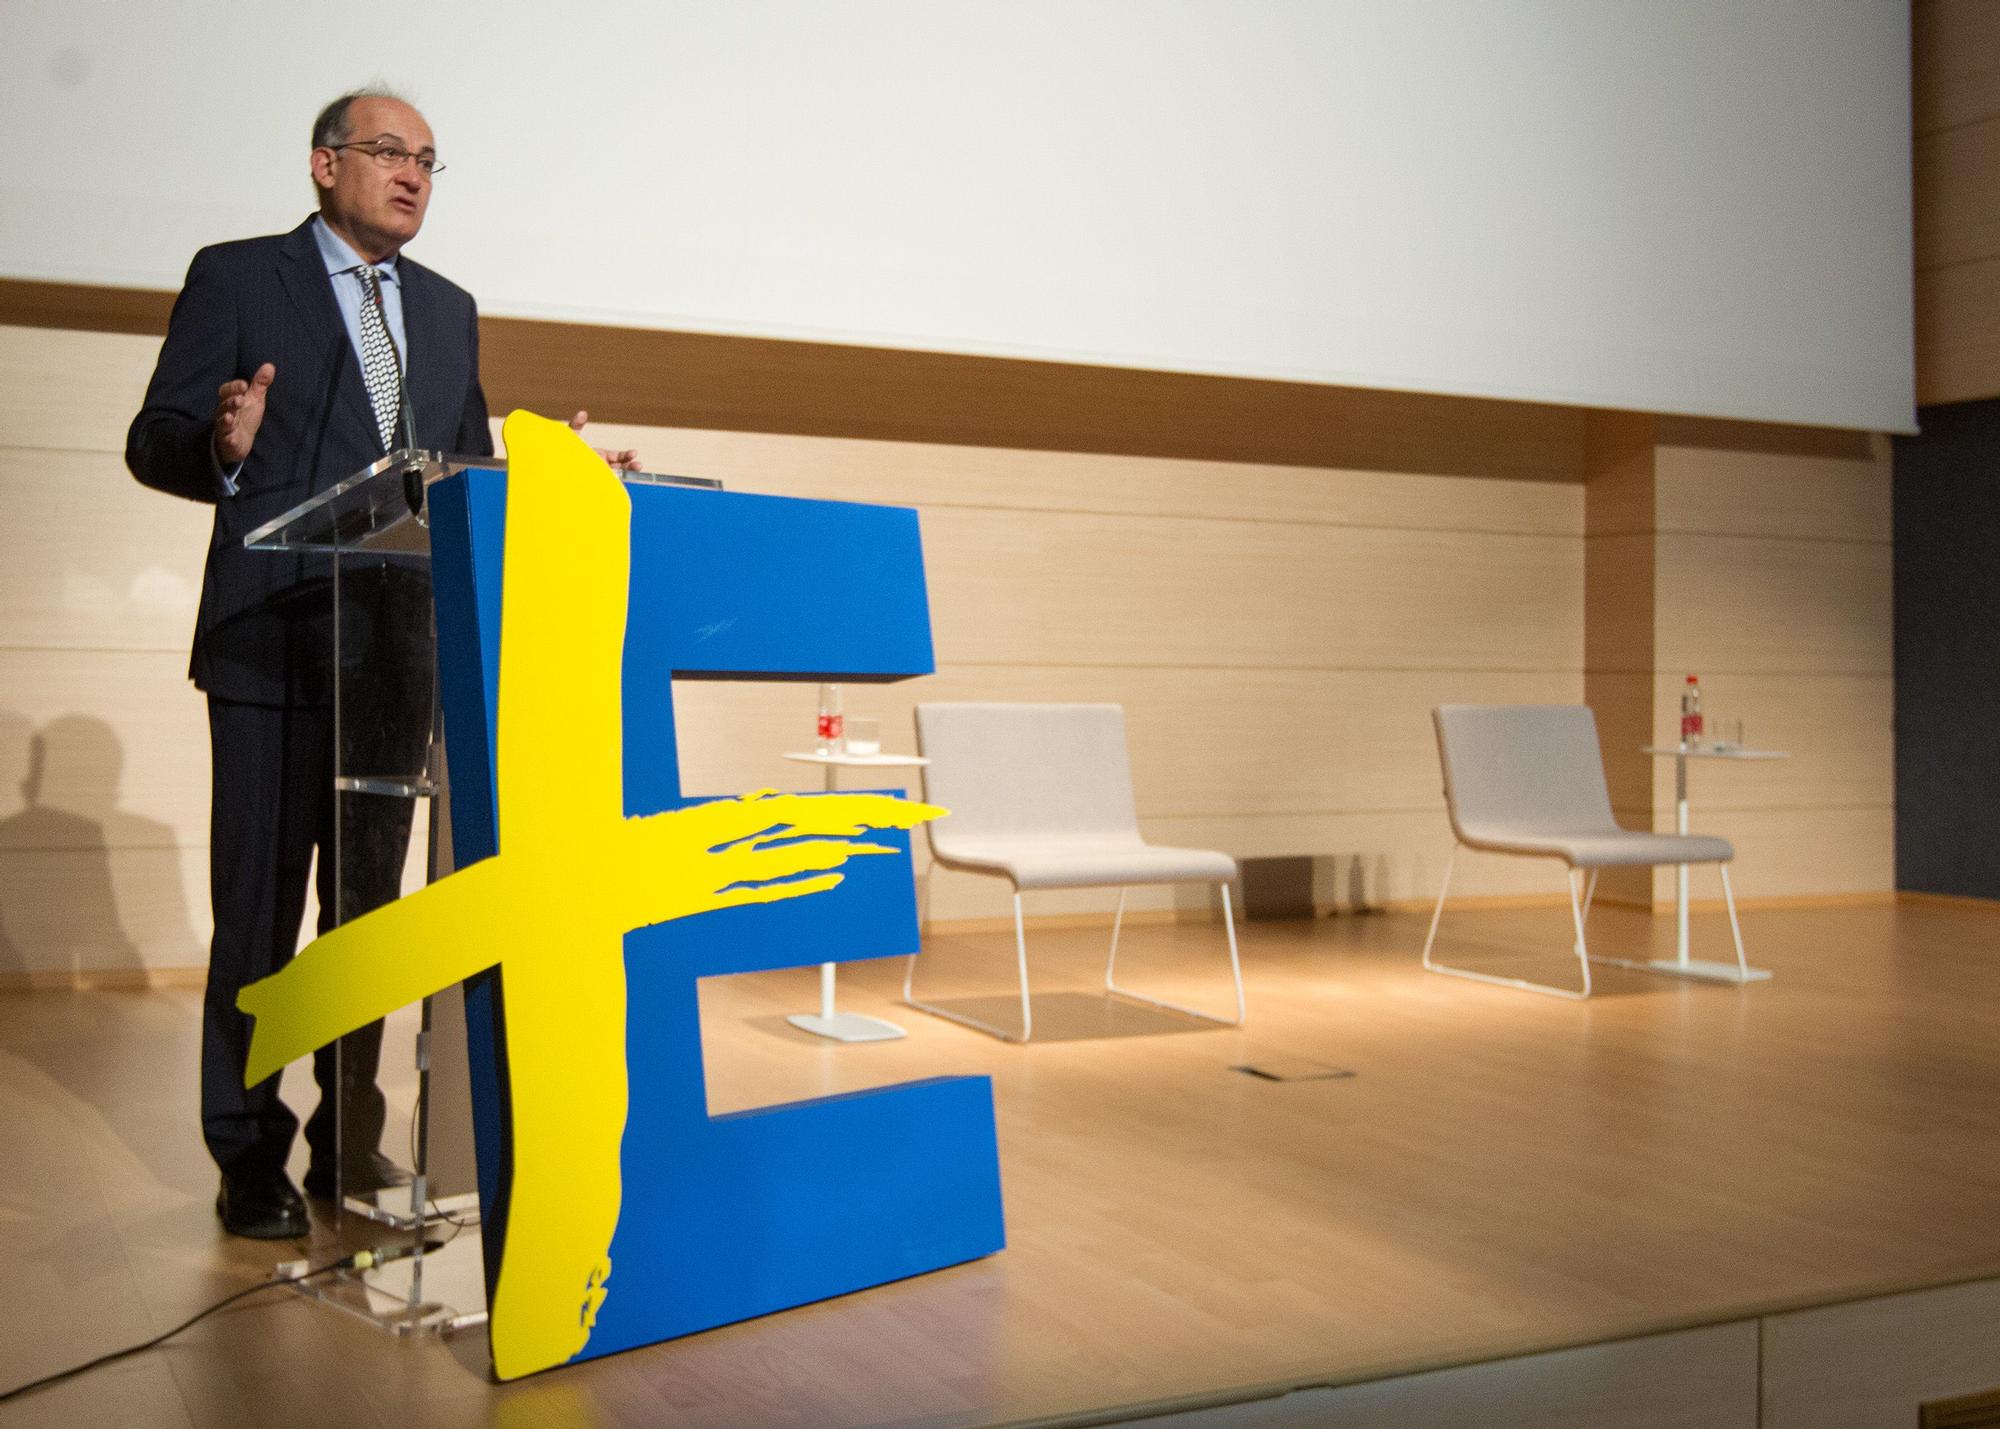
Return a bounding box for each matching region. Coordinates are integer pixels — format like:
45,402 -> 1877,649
0,1 -> 1913,432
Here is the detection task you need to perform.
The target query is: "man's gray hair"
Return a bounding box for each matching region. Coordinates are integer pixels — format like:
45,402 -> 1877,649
311,85 -> 414,150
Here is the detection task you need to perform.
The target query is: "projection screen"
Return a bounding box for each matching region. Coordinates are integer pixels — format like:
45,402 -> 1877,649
0,1 -> 1913,432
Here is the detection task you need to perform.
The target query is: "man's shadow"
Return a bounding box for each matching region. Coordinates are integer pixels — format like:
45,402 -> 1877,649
0,712 -> 199,980
0,710 -> 216,1211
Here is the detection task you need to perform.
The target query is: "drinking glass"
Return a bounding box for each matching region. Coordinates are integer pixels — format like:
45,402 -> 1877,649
845,716 -> 882,757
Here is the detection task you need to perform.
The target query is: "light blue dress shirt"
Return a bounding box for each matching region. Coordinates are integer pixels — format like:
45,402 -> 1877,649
310,214 -> 408,368
216,216 -> 410,494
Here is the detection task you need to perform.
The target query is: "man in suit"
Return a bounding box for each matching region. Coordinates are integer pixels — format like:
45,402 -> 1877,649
128,89 -> 511,1238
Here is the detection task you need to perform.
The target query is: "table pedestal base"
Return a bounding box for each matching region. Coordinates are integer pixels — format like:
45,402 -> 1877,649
1591,955 -> 1774,985
786,1010 -> 908,1042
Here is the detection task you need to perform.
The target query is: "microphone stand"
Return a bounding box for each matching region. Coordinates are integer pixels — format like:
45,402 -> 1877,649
359,269 -> 449,1293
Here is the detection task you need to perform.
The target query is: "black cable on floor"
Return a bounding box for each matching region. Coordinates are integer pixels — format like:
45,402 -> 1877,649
0,1241 -> 438,1405
408,1114 -> 478,1230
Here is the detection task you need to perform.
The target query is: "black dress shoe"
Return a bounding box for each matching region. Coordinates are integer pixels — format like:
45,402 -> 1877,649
304,1150 -> 415,1201
216,1170 -> 309,1240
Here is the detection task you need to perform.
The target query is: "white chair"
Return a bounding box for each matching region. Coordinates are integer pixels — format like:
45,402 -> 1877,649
1424,704 -> 1748,999
904,702 -> 1246,1041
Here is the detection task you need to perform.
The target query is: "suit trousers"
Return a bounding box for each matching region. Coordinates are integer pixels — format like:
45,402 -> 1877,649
202,697 -> 418,1177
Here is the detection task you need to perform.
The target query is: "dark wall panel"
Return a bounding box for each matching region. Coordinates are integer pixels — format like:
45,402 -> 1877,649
1894,396 -> 2000,897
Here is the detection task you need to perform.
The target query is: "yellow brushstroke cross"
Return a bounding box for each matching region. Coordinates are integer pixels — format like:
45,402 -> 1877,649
236,411 -> 942,1378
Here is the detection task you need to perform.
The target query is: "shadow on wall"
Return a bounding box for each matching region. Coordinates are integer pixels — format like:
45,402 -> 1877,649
0,711 -> 200,980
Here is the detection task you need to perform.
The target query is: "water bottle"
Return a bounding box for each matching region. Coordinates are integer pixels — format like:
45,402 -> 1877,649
816,683 -> 844,755
1680,674 -> 1703,747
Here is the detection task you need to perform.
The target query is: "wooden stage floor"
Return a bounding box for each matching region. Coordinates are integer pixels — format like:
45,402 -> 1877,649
4,900 -> 2000,1427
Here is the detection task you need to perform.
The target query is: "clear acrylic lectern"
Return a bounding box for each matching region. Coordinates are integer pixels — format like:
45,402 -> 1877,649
244,448 -> 719,1335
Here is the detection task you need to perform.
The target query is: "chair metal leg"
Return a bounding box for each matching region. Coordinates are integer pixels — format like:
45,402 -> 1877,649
1585,859 -> 1770,985
1104,887 -> 1128,985
1223,883 -> 1246,1024
1570,868 -> 1600,960
902,868 -> 935,1022
1011,892 -> 1034,1041
1421,846 -> 1458,971
1564,868 -> 1595,998
1104,883 -> 1246,1027
1718,863 -> 1749,979
902,885 -> 1035,1042
907,876 -> 1254,1040
1420,845 -> 1591,999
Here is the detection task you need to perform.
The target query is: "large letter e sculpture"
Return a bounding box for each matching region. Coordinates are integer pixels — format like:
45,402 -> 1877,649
237,412 -> 1006,1379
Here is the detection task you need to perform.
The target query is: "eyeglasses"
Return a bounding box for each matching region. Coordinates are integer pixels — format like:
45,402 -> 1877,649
326,141 -> 445,177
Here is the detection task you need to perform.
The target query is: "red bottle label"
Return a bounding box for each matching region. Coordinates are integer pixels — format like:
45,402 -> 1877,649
817,714 -> 844,740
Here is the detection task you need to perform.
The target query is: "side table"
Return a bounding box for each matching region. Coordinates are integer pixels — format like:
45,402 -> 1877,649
1634,742 -> 1788,983
778,750 -> 930,1041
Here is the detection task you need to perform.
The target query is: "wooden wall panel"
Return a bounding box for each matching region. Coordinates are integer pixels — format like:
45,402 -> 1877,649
0,291 -> 1593,480
0,846 -> 208,976
1582,412 -> 1658,538
584,420 -> 1585,536
1583,533 -> 1655,676
1677,806 -> 1895,901
1914,1 -> 2000,136
0,326 -> 218,975
0,325 -> 161,454
1652,417 -> 1878,461
0,650 -> 210,851
680,660 -> 1584,916
1634,789 -> 1894,906
0,326 -> 1589,965
917,509 -> 1581,672
1652,534 -> 1891,678
1914,0 -> 2000,405
1584,414 -> 1659,907
1635,432 -> 1892,906
1915,115 -> 2000,273
479,318 -> 1595,479
1589,671 -> 1659,813
675,666 -> 1583,922
0,447 -> 207,653
1916,255 -> 2000,404
675,668 -> 1579,821
1652,436 -> 1889,543
1139,810 -> 1554,904
0,320 -> 1900,968
1644,673 -> 1893,815
906,809 -> 1579,927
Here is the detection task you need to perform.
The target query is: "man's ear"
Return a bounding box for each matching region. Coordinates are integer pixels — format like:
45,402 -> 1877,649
309,148 -> 336,193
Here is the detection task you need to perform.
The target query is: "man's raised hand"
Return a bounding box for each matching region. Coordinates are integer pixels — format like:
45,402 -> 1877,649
213,363 -> 275,467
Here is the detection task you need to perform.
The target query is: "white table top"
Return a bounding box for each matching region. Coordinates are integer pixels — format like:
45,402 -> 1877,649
1641,744 -> 1789,760
781,751 -> 929,768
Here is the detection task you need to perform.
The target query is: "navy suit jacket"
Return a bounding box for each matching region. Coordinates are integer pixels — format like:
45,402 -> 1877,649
127,216 -> 494,705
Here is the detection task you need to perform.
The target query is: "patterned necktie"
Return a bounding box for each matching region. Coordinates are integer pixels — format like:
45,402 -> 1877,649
353,263 -> 403,452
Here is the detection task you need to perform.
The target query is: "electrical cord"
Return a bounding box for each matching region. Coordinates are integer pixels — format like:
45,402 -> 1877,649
405,1109 -> 479,1230
10,1069 -> 481,1403
0,1241 -> 440,1405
